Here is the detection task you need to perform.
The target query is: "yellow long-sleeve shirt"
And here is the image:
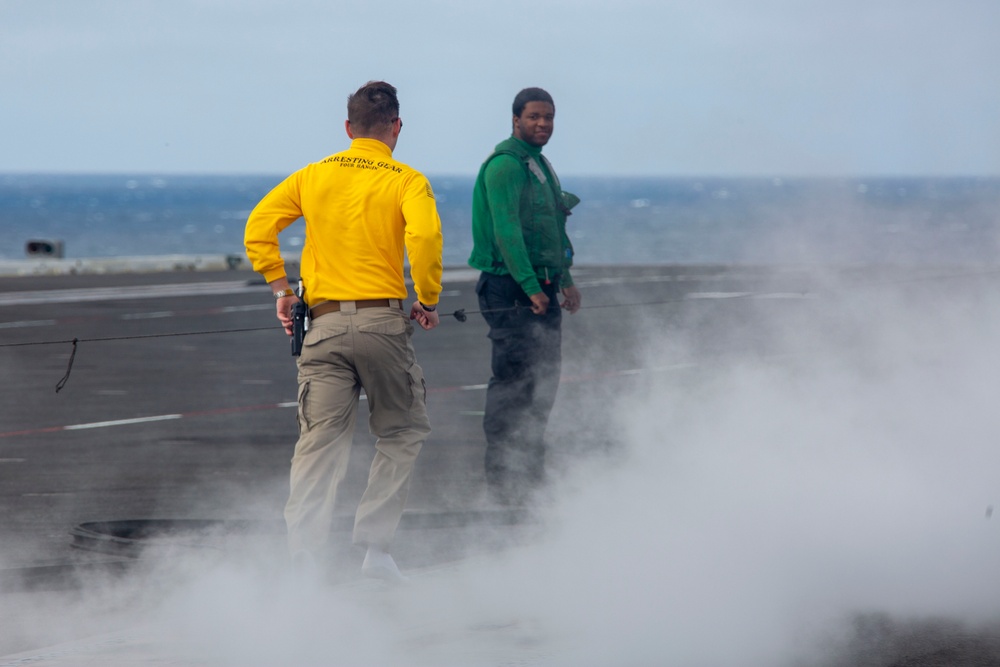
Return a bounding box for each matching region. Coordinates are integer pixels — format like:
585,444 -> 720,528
244,138 -> 443,308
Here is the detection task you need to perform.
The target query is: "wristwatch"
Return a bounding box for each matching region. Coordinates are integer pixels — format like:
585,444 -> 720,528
419,302 -> 437,312
273,288 -> 296,299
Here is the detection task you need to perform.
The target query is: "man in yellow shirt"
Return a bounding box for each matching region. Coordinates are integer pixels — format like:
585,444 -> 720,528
245,81 -> 443,582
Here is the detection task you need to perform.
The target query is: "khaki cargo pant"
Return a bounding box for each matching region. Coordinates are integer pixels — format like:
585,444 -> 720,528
284,302 -> 430,556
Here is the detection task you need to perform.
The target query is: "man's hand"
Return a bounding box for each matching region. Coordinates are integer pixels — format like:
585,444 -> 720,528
270,278 -> 296,335
561,285 -> 582,314
528,291 -> 550,315
276,297 -> 295,335
410,302 -> 440,330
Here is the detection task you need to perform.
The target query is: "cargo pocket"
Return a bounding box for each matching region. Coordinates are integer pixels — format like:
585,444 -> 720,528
297,379 -> 312,432
297,324 -> 349,431
357,314 -> 415,377
402,361 -> 431,435
356,315 -> 412,337
406,361 -> 427,410
302,323 -> 349,350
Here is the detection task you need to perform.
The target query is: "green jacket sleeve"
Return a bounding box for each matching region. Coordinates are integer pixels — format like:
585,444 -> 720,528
482,155 -> 542,296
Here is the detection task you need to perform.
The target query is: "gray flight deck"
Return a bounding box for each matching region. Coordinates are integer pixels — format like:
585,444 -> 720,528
2,260 -> 999,665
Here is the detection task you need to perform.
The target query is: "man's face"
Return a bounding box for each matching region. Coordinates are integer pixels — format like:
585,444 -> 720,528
513,101 -> 555,147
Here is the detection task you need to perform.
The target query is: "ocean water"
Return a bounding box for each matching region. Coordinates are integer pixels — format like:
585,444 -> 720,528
2,173 -> 999,267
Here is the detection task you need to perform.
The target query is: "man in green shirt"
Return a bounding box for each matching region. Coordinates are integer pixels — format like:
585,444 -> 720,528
469,87 -> 582,505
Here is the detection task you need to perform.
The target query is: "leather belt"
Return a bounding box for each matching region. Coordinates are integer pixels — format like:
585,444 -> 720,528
310,299 -> 401,319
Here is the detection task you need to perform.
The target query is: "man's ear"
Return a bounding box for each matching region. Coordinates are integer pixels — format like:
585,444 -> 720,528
344,120 -> 354,139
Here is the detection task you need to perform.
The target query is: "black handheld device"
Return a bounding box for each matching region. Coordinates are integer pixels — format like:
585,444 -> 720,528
291,280 -> 307,357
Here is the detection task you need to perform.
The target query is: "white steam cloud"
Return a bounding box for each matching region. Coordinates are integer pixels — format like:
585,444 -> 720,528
7,271 -> 1000,666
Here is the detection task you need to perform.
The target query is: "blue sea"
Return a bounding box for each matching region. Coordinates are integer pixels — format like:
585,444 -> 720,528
2,174 -> 999,267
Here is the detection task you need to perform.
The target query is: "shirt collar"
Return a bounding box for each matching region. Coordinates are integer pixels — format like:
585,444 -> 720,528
511,135 -> 542,157
350,137 -> 393,156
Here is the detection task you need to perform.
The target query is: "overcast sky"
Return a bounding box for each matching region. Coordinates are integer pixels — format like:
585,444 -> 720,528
2,0 -> 997,177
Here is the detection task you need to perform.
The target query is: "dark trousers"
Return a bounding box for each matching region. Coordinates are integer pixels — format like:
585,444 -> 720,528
476,272 -> 562,502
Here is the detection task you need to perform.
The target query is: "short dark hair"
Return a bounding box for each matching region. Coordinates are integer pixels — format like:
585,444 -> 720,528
512,87 -> 554,117
347,81 -> 399,135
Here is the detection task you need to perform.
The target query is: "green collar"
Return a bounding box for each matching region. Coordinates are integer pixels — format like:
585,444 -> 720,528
509,135 -> 543,158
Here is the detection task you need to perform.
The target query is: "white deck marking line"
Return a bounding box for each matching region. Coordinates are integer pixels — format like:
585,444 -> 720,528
220,304 -> 273,313
684,291 -> 815,300
0,269 -> 480,308
752,292 -> 817,299
64,414 -> 183,430
1,364 -> 692,440
0,268 -> 757,310
0,319 -> 57,328
0,304 -> 274,331
0,280 -> 256,306
684,291 -> 753,299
